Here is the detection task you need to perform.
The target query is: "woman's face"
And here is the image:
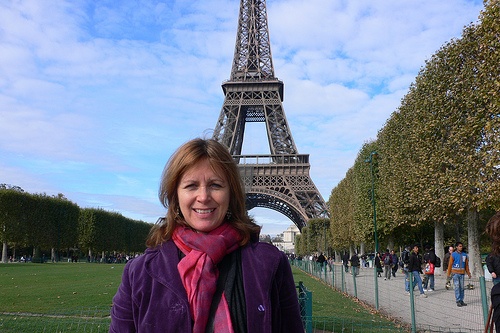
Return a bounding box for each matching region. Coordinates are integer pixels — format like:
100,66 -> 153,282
177,159 -> 230,233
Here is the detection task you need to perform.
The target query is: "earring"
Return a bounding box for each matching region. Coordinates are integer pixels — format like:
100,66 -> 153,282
176,208 -> 184,219
225,211 -> 232,221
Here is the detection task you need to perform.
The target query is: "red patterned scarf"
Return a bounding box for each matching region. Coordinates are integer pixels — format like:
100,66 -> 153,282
172,223 -> 242,333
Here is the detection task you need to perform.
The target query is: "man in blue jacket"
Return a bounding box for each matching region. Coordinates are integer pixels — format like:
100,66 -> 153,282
446,242 -> 471,307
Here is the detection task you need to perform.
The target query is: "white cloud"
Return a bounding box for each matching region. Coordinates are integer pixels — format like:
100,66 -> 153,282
0,0 -> 484,235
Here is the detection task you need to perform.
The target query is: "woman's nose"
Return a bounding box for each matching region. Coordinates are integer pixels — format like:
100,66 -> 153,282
196,186 -> 210,201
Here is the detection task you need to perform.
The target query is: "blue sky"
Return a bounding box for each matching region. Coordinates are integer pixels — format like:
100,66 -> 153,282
0,0 -> 484,235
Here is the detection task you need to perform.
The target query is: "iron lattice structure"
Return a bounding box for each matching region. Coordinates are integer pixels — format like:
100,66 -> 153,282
213,0 -> 329,230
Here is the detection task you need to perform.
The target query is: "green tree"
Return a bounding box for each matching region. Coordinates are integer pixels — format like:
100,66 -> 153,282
0,187 -> 28,262
327,1 -> 499,273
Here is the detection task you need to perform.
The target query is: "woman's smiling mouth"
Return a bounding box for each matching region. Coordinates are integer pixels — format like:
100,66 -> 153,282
194,208 -> 215,214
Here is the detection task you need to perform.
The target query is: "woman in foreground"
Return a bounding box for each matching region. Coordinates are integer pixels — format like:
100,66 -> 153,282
110,138 -> 303,333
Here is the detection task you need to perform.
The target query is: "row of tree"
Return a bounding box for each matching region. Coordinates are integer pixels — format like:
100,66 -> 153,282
297,1 -> 499,277
0,185 -> 153,263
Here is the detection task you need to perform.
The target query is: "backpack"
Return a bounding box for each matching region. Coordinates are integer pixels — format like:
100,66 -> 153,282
400,250 -> 410,267
435,255 -> 441,268
383,254 -> 391,265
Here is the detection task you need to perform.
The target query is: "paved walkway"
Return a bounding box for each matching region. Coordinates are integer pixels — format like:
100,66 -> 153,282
298,263 -> 491,333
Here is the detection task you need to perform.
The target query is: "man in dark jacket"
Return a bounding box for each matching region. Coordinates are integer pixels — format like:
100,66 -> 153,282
350,253 -> 360,276
317,253 -> 326,272
391,250 -> 399,277
382,249 -> 393,280
408,244 -> 427,297
443,245 -> 454,289
342,252 -> 350,273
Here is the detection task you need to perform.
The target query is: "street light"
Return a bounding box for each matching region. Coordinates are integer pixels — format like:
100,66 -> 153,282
324,220 -> 329,257
365,150 -> 379,309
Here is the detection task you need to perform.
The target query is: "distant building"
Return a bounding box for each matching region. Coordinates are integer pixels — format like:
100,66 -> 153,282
259,234 -> 272,243
273,224 -> 300,253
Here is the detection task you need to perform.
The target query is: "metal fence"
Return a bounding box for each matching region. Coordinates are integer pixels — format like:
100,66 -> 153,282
297,281 -> 313,332
292,259 -> 492,333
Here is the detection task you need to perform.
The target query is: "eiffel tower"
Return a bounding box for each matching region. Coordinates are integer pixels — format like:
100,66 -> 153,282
213,0 -> 328,230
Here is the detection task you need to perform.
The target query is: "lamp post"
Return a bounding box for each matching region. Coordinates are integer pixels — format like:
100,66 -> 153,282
365,150 -> 379,309
324,220 -> 328,257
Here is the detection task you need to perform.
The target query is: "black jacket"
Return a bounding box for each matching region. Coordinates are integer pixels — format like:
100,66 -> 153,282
350,254 -> 360,267
408,251 -> 423,273
491,283 -> 500,325
486,253 -> 500,276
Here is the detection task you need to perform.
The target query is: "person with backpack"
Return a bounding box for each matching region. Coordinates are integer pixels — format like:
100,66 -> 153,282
400,246 -> 411,293
382,249 -> 393,280
423,245 -> 437,292
349,252 -> 360,276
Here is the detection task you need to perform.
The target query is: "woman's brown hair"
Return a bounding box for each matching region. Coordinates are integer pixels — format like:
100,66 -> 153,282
146,138 -> 261,248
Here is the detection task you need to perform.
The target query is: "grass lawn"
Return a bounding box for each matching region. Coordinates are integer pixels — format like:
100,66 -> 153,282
0,262 -> 122,315
0,261 -> 406,332
0,262 -> 120,332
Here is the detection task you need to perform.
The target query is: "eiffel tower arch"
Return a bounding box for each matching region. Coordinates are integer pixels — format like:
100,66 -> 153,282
213,0 -> 328,230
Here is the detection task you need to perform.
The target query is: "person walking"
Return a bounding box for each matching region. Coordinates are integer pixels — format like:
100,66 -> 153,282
446,241 -> 471,307
423,245 -> 437,292
382,249 -> 393,280
317,252 -> 326,272
327,256 -> 334,272
400,246 -> 411,293
408,244 -> 427,297
342,252 -> 350,273
350,253 -> 360,276
375,252 -> 383,277
443,245 -> 454,289
391,250 -> 399,278
361,253 -> 368,268
443,245 -> 454,271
